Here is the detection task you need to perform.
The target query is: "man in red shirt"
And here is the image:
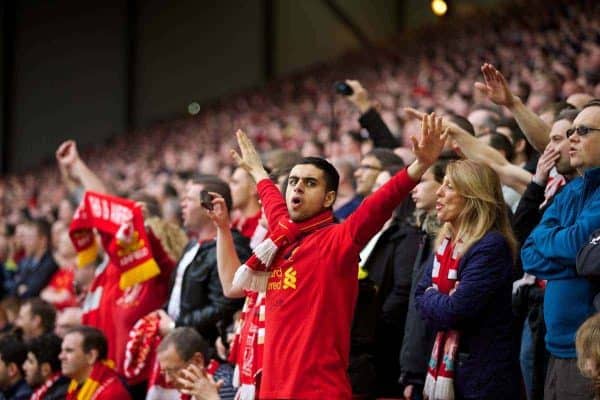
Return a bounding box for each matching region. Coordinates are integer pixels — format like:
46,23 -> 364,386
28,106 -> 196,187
230,114 -> 446,399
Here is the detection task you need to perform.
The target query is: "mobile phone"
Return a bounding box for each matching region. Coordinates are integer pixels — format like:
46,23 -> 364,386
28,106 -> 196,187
200,190 -> 214,211
333,81 -> 354,96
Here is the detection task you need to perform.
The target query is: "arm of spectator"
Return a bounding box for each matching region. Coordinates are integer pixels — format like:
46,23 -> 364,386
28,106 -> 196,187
345,114 -> 447,248
474,63 -> 550,152
207,194 -> 245,299
56,140 -> 110,194
346,80 -> 400,148
405,107 -> 532,194
232,129 -> 288,231
416,233 -> 511,331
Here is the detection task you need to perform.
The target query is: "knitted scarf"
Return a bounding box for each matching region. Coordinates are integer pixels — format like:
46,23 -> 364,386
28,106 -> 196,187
69,191 -> 160,289
229,291 -> 266,400
232,210 -> 334,292
423,237 -> 461,400
66,362 -> 118,400
31,372 -> 62,400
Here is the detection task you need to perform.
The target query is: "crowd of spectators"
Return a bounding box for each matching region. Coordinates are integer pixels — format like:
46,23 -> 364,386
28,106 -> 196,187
0,0 -> 599,399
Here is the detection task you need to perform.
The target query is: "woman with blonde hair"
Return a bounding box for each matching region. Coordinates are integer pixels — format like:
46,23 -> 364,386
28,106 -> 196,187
576,313 -> 600,398
415,159 -> 520,400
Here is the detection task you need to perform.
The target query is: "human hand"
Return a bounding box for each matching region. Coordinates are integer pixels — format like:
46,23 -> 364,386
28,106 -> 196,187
345,80 -> 372,113
403,384 -> 414,400
56,140 -> 80,169
230,130 -> 269,182
449,281 -> 460,296
156,309 -> 175,336
177,363 -> 222,400
410,113 -> 448,167
533,145 -> 560,186
205,193 -> 231,230
474,63 -> 517,108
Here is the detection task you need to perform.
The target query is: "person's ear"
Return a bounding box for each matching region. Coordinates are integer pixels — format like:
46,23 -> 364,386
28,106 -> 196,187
7,363 -> 19,379
324,191 -> 336,208
191,352 -> 205,368
40,362 -> 52,380
85,349 -> 99,366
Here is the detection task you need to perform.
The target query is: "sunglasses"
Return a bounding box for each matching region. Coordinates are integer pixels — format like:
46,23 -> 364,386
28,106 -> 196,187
566,125 -> 600,139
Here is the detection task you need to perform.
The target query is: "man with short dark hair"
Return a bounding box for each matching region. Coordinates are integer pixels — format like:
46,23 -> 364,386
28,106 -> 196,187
14,219 -> 57,299
15,298 -> 56,341
23,333 -> 69,399
157,176 -> 251,345
59,326 -> 131,399
229,116 -> 445,399
0,335 -> 31,400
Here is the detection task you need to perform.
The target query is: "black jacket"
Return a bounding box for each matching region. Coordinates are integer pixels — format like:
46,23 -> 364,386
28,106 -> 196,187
40,376 -> 70,400
168,230 -> 251,343
14,250 -> 57,298
358,108 -> 401,149
399,230 -> 436,387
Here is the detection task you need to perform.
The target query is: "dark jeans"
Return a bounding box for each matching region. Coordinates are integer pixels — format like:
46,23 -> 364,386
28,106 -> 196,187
544,356 -> 595,400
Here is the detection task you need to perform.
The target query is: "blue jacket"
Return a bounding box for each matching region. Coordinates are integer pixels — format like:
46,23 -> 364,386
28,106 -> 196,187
521,167 -> 600,358
415,231 -> 520,399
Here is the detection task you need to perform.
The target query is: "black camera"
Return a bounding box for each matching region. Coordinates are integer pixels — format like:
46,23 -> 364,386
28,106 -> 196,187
334,81 -> 354,96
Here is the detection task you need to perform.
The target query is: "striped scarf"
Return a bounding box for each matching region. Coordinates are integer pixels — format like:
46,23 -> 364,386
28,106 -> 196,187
66,362 -> 118,400
232,210 -> 334,292
423,237 -> 461,400
31,372 -> 62,400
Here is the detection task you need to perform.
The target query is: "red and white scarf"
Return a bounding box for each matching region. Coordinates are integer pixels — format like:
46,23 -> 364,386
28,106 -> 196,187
229,291 -> 266,400
69,191 -> 160,289
423,237 -> 461,400
31,372 -> 62,400
232,210 -> 334,291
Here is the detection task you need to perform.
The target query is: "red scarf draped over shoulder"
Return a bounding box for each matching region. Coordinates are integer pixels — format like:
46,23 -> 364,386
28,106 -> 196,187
66,362 -> 119,400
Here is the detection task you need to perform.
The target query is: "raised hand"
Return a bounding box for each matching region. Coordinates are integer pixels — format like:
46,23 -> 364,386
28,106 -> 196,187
474,63 -> 517,108
56,140 -> 80,169
345,80 -> 372,113
230,129 -> 269,182
411,113 -> 449,167
177,363 -> 222,400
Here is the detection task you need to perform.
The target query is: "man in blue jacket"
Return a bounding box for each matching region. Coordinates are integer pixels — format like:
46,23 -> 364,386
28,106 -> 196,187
522,100 -> 600,400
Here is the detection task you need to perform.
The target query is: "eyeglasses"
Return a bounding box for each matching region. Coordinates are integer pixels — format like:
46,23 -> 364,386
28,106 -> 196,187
357,164 -> 382,172
566,125 -> 600,139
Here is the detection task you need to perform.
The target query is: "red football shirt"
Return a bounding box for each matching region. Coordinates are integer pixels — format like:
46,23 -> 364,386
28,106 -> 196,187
256,168 -> 417,399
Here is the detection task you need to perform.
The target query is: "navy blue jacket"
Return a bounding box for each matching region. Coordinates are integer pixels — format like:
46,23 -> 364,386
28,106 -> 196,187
415,231 -> 520,399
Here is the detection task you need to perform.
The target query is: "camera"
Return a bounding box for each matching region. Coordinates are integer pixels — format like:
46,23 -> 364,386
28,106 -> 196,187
200,190 -> 214,211
334,81 -> 354,96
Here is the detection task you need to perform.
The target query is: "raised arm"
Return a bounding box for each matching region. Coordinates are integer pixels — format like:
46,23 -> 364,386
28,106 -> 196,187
346,80 -> 400,148
231,129 -> 288,230
475,63 -> 551,152
345,113 -> 447,247
56,140 -> 110,194
405,107 -> 531,194
206,194 -> 245,299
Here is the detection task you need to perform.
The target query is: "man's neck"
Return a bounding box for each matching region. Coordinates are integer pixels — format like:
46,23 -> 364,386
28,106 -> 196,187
196,225 -> 217,242
73,365 -> 93,385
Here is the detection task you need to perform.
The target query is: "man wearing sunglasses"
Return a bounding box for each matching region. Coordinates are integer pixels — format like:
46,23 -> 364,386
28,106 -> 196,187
522,100 -> 600,400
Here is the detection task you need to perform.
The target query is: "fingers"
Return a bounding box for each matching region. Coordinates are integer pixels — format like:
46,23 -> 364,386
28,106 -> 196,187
231,149 -> 243,166
404,107 -> 425,120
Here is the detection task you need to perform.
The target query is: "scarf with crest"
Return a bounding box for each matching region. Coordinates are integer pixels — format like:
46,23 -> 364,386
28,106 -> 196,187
232,210 -> 334,291
423,237 -> 461,400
